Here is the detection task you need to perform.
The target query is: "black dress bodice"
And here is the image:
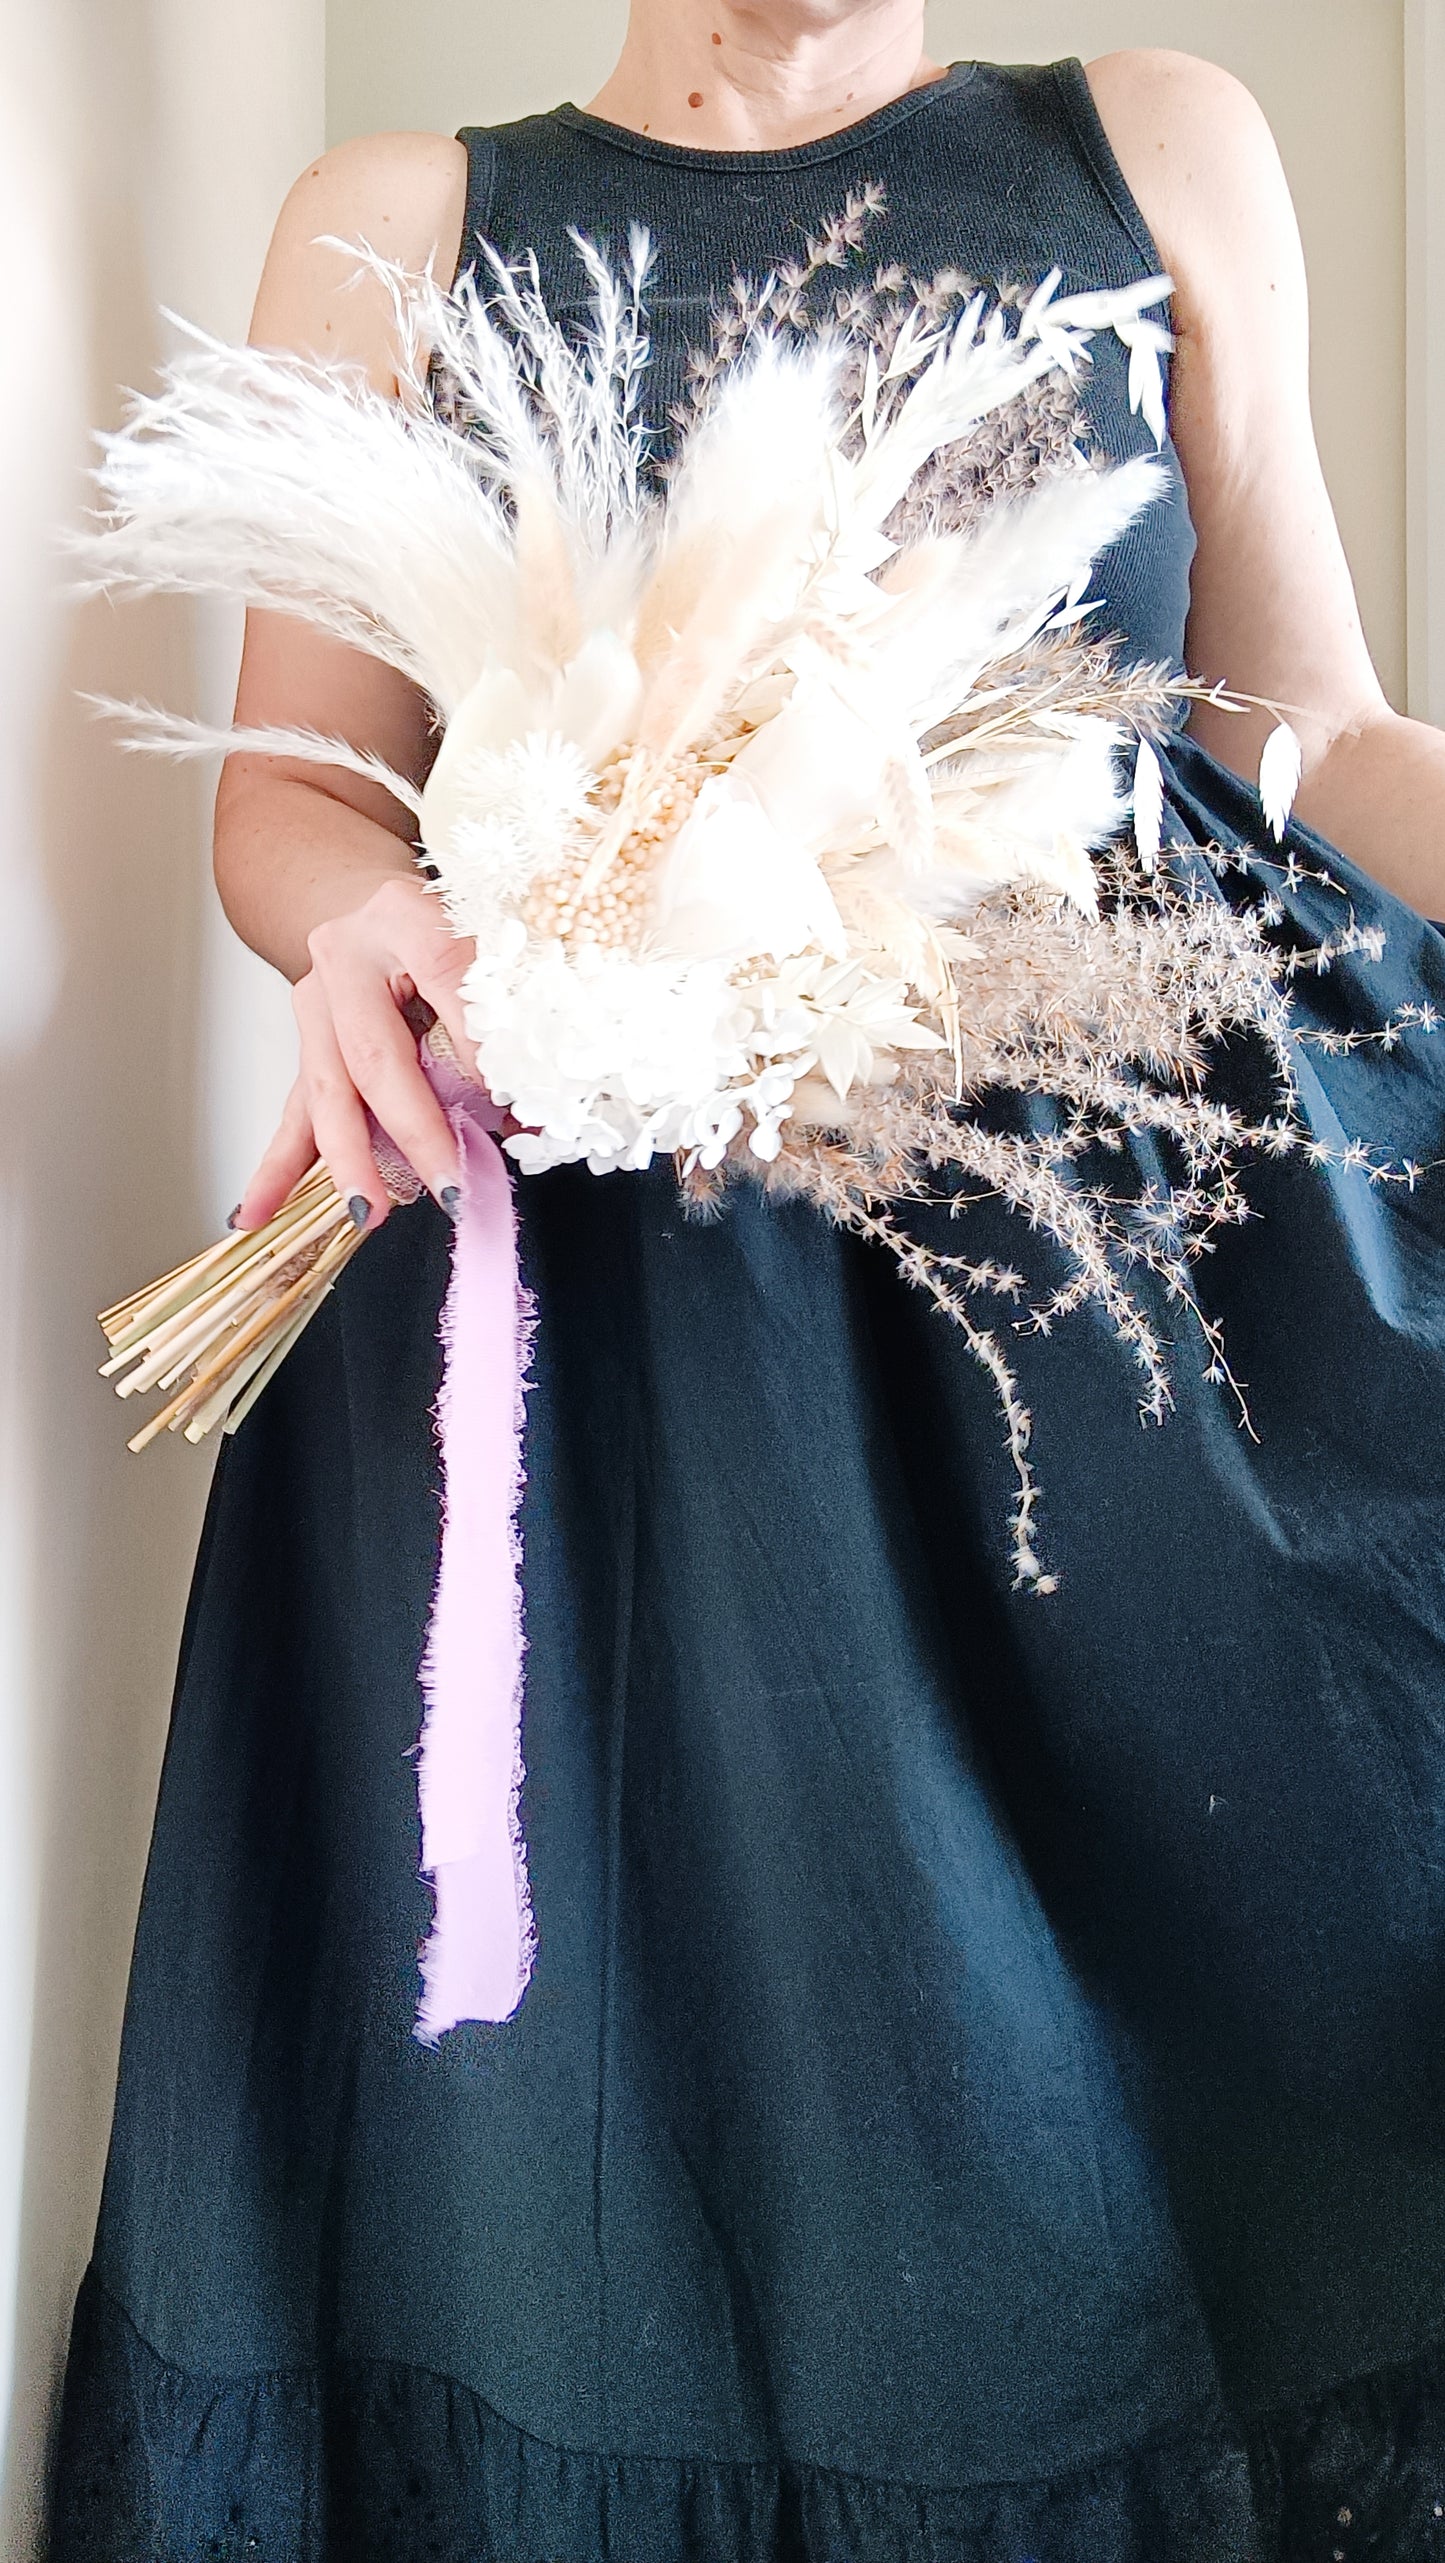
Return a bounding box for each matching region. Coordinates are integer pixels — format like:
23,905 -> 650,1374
458,59 -> 1198,674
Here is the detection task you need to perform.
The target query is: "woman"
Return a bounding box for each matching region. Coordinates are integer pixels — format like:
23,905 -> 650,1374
50,2 -> 1445,2556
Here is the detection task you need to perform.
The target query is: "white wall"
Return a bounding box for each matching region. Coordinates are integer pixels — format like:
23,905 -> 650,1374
326,0 -> 1410,711
1408,0 -> 1445,724
0,2 -> 320,2551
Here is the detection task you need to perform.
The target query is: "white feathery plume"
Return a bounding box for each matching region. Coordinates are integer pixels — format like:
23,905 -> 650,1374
81,318 -> 519,717
378,230 -> 647,544
869,454 -> 1168,729
924,727 -> 1129,914
633,333 -> 845,755
562,223 -> 656,522
82,695 -> 425,815
842,294 -> 1066,533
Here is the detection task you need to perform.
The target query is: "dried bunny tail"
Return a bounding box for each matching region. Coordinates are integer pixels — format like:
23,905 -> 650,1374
82,697 -> 425,816
78,317 -> 520,716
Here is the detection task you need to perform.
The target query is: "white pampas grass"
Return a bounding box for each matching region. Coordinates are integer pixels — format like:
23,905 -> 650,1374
80,320 -> 518,715
84,694 -> 426,817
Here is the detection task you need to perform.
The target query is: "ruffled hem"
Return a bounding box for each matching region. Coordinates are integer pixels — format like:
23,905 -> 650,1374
48,2271 -> 1445,2563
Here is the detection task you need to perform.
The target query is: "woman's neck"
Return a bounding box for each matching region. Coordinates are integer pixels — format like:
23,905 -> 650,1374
583,1 -> 942,151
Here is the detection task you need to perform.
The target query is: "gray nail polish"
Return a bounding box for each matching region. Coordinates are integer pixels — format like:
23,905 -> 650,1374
439,1185 -> 463,1224
226,1204 -> 243,1231
347,1194 -> 372,1232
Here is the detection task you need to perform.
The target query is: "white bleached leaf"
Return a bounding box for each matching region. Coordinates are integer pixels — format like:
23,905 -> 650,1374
860,342 -> 882,445
1259,722 -> 1304,842
1114,313 -> 1175,453
553,628 -> 644,763
1133,738 -> 1165,871
728,676 -> 885,853
816,1018 -> 873,1101
1038,275 -> 1172,336
647,775 -> 848,966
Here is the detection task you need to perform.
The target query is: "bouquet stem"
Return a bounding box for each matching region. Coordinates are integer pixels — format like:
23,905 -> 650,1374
99,1165 -> 365,1452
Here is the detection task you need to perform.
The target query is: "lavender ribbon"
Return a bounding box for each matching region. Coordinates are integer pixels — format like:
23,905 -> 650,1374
410,1048 -> 537,2041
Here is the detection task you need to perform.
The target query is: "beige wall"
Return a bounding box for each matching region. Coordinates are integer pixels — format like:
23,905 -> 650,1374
0,2 -> 321,2551
326,0 -> 1409,710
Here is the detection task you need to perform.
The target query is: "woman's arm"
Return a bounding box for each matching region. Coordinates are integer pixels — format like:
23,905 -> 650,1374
1089,48 -> 1445,916
218,129 -> 480,1230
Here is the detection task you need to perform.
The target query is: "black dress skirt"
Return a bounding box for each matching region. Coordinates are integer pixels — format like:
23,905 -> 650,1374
51,59 -> 1445,2563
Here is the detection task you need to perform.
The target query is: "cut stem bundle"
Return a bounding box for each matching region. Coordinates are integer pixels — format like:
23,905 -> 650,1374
99,1166 -> 364,1451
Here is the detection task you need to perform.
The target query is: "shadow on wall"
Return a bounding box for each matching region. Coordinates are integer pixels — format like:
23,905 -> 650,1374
0,0 -> 317,2551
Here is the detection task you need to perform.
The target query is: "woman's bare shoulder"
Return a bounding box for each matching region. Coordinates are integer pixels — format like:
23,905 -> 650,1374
252,131 -> 470,387
1083,45 -> 1268,140
1081,50 -> 1288,285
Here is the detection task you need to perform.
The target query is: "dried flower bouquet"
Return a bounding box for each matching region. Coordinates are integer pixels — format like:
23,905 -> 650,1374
86,227 -> 1318,1584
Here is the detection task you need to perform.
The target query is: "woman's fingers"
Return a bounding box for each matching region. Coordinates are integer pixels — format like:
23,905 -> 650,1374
291,975 -> 400,1229
233,1080 -> 319,1229
235,882 -> 487,1245
414,965 -> 482,1086
374,884 -> 483,1084
312,963 -> 463,1218
411,931 -> 482,1082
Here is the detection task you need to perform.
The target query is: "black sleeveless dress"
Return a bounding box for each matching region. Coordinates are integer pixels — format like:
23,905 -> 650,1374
51,63 -> 1445,2563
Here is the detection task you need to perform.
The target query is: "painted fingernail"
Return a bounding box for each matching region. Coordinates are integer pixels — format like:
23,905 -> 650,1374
347,1194 -> 372,1231
226,1204 -> 243,1231
439,1185 -> 463,1223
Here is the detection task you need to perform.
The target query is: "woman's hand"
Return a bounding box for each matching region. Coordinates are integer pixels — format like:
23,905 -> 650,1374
231,873 -> 482,1234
